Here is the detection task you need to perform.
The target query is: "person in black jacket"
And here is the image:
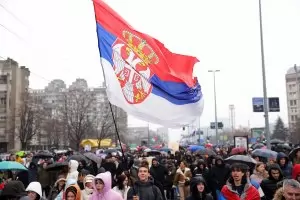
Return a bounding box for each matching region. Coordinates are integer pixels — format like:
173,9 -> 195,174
150,158 -> 168,200
206,156 -> 230,199
186,176 -> 213,200
260,163 -> 284,200
127,164 -> 163,200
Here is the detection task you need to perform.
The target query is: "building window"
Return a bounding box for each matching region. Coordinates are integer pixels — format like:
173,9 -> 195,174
290,100 -> 297,106
0,97 -> 6,105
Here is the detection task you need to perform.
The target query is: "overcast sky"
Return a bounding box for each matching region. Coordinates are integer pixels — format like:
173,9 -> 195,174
1,0 -> 300,141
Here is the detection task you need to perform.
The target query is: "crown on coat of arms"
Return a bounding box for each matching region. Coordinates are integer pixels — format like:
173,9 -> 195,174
122,30 -> 159,66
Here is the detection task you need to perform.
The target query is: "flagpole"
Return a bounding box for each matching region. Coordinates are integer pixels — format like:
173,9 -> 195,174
99,58 -> 125,158
259,0 -> 271,149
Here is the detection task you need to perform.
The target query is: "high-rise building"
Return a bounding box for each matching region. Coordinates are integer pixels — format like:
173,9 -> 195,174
286,66 -> 300,130
0,58 -> 30,152
29,79 -> 128,149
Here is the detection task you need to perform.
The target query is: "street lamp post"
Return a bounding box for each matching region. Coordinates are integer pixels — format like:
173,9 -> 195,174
208,70 -> 220,144
259,0 -> 271,149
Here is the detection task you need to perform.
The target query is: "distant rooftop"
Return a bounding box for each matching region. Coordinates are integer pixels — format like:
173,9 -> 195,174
287,66 -> 300,74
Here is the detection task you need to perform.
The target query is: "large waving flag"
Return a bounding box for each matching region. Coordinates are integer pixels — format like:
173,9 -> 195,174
93,0 -> 203,127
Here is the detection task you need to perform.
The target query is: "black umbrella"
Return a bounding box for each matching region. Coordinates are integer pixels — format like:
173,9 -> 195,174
46,162 -> 68,171
289,147 -> 300,160
195,149 -> 216,156
225,155 -> 257,168
251,143 -> 265,150
83,152 -> 102,164
270,139 -> 285,145
68,154 -> 89,163
34,152 -> 53,159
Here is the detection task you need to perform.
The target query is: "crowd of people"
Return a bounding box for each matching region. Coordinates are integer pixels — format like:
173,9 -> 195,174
0,146 -> 300,200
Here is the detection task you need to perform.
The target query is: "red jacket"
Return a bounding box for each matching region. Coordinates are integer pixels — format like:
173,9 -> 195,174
220,181 -> 260,200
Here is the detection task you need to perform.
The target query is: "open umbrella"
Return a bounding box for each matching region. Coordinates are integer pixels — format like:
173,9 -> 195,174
225,155 -> 257,168
68,154 -> 89,164
289,147 -> 300,160
252,149 -> 277,159
0,161 -> 27,171
33,152 -> 53,159
270,139 -> 284,145
46,162 -> 68,171
195,149 -> 216,156
84,152 -> 102,164
251,143 -> 265,150
188,145 -> 205,152
230,147 -> 246,155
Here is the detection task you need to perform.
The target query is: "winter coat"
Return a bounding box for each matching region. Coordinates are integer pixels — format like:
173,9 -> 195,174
66,160 -> 79,181
81,175 -> 94,200
219,177 -> 260,200
112,185 -> 130,200
185,176 -> 213,200
28,162 -> 38,183
89,172 -> 123,200
273,187 -> 284,200
48,178 -> 66,200
0,180 -> 29,199
173,167 -> 192,186
150,163 -> 168,185
127,179 -> 163,200
260,164 -> 284,200
55,178 -> 77,200
26,181 -> 47,200
64,183 -> 81,200
37,167 -> 51,188
276,152 -> 292,178
292,164 -> 300,179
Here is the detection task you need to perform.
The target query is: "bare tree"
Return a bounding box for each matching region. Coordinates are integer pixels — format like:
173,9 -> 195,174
16,92 -> 44,150
43,117 -> 64,148
62,88 -> 96,150
94,102 -> 128,148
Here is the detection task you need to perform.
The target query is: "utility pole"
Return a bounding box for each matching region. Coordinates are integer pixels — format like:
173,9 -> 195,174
208,70 -> 220,144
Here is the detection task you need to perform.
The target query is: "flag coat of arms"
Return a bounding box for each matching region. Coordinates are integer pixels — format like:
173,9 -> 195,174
93,0 -> 204,127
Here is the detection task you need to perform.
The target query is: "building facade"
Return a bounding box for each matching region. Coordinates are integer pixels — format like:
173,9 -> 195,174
286,66 -> 300,130
0,58 -> 30,152
29,78 -> 128,149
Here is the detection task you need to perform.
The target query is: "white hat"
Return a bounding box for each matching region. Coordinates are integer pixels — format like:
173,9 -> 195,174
26,181 -> 42,197
84,174 -> 95,184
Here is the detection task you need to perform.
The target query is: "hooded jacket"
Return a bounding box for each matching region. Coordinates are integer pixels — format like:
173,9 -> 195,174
276,152 -> 292,178
127,178 -> 163,200
186,176 -> 213,200
89,172 -> 123,200
48,178 -> 66,200
26,181 -> 45,200
81,174 -> 94,200
65,183 -> 81,200
66,160 -> 79,181
208,156 -> 230,193
55,179 -> 77,200
292,164 -> 300,180
219,176 -> 260,200
0,180 -> 29,199
260,164 -> 284,200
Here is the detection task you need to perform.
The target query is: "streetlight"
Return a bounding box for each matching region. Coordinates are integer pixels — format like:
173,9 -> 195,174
208,70 -> 220,144
258,0 -> 271,149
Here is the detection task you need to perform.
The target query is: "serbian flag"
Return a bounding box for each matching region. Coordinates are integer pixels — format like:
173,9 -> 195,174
93,0 -> 204,127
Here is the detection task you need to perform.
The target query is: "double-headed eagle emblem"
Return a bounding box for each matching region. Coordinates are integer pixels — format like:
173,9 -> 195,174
112,31 -> 159,104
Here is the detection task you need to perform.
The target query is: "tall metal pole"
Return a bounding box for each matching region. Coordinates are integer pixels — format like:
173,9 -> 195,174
259,0 -> 271,149
208,70 -> 220,144
147,122 -> 150,147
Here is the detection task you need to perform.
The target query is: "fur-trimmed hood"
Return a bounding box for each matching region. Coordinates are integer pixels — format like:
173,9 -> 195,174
273,187 -> 284,200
